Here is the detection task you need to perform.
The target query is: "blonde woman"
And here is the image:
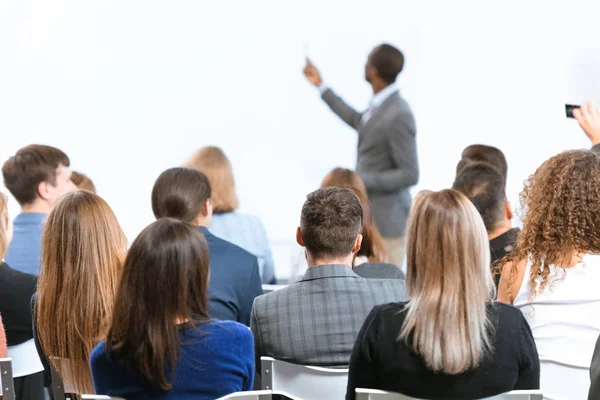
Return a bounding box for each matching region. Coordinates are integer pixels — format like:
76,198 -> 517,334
346,189 -> 539,400
185,146 -> 276,284
34,190 -> 127,395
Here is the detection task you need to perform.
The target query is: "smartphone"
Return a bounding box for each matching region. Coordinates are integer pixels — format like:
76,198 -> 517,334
566,104 -> 581,119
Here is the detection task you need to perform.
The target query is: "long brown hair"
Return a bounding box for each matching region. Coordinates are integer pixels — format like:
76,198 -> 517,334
36,190 -> 127,394
320,168 -> 387,262
106,218 -> 211,391
500,150 -> 600,299
0,193 -> 10,260
184,146 -> 239,213
402,189 -> 494,374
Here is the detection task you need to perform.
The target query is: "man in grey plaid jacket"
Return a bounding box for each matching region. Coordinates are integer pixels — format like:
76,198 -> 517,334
250,187 -> 407,369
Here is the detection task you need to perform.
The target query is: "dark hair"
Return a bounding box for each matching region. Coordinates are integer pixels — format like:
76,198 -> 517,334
369,44 -> 405,84
71,171 -> 96,193
151,168 -> 211,222
452,162 -> 506,232
2,144 -> 70,205
106,218 -> 210,391
300,187 -> 363,259
456,145 -> 508,180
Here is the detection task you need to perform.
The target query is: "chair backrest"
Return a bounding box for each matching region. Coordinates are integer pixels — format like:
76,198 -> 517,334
216,390 -> 273,399
0,357 -> 16,400
7,338 -> 45,378
355,388 -> 544,400
50,357 -> 79,400
261,356 -> 348,400
81,395 -> 126,400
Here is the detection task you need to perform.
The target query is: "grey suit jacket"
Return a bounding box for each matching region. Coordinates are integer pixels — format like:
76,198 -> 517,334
250,264 -> 407,368
322,88 -> 419,237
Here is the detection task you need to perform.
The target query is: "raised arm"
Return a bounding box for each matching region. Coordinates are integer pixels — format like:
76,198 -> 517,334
303,59 -> 363,131
359,111 -> 419,192
573,102 -> 600,152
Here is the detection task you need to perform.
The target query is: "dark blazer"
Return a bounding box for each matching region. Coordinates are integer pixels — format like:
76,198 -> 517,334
322,88 -> 419,238
251,264 -> 407,369
347,302 -> 540,400
0,262 -> 37,345
200,226 -> 262,327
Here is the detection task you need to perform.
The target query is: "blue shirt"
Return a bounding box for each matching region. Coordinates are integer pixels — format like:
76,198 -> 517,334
90,320 -> 255,400
200,227 -> 262,326
4,213 -> 47,275
210,212 -> 276,284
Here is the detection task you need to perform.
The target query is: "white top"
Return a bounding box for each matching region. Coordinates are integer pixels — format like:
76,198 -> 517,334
513,253 -> 600,400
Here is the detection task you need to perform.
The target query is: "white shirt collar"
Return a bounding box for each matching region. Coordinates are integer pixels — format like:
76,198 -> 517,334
370,84 -> 397,109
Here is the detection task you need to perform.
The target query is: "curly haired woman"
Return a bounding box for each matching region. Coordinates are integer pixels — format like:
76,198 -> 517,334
498,149 -> 600,400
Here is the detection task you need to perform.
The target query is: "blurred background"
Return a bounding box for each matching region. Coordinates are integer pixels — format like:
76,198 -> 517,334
1,0 -> 599,280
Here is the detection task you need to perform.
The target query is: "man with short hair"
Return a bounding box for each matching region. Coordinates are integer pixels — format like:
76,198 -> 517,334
456,144 -> 508,180
452,162 -> 518,280
251,187 -> 406,369
2,145 -> 76,275
303,44 -> 419,267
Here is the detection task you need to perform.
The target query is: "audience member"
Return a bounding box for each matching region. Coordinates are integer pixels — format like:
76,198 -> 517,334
185,146 -> 276,284
0,316 -> 7,358
0,192 -> 43,399
498,150 -> 600,400
321,167 -> 368,197
91,218 -> 254,399
452,162 -> 518,283
347,189 -> 539,400
2,145 -> 76,275
70,171 -> 96,192
456,144 -> 508,180
34,190 -> 127,394
151,167 -> 261,326
251,187 -> 406,370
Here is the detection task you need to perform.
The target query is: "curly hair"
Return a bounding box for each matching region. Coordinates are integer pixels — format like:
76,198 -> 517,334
500,150 -> 600,299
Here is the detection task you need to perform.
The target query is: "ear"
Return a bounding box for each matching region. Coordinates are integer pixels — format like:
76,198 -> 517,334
505,201 -> 513,220
296,227 -> 305,247
202,199 -> 213,217
37,181 -> 52,202
352,234 -> 363,254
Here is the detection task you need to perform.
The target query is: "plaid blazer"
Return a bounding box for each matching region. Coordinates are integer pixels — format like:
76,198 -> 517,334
250,264 -> 407,368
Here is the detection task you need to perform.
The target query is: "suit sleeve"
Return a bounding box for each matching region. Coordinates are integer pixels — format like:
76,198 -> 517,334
515,314 -> 540,390
321,88 -> 363,131
346,306 -> 381,400
241,257 -> 262,327
250,302 -> 263,390
359,111 -> 419,193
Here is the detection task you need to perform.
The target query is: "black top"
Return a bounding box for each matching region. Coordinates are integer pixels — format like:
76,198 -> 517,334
490,228 -> 519,286
353,263 -> 405,280
0,262 -> 37,346
346,302 -> 540,400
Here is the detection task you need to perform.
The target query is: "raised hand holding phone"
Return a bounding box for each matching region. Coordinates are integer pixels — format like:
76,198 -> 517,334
573,102 -> 600,146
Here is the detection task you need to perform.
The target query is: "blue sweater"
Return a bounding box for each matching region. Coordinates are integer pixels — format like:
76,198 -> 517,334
90,320 -> 255,399
4,213 -> 46,275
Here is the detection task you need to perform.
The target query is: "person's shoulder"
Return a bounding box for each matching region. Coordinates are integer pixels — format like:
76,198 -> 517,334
90,340 -> 108,363
492,302 -> 525,324
201,320 -> 253,342
372,301 -> 407,316
210,233 -> 256,260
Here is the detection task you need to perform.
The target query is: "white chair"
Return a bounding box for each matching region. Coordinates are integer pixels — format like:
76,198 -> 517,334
216,389 -> 273,399
7,338 -> 45,379
81,396 -> 126,400
0,357 -> 16,400
261,356 -> 348,400
355,388 -> 544,400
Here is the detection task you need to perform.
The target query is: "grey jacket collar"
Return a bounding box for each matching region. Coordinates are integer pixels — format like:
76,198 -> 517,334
299,264 -> 359,282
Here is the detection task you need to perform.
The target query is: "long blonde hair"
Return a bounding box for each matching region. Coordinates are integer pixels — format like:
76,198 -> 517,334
0,193 -> 10,260
184,146 -> 239,213
402,189 -> 495,374
36,190 -> 127,394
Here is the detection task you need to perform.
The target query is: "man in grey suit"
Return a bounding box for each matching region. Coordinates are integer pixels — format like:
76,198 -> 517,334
250,187 -> 406,369
303,44 -> 419,266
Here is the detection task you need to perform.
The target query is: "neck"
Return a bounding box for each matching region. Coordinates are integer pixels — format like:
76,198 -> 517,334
20,202 -> 50,214
306,252 -> 354,268
372,81 -> 390,95
193,216 -> 211,228
487,222 -> 512,241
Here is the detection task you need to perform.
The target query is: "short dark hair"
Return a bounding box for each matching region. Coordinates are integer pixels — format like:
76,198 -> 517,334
370,44 -> 405,84
300,187 -> 363,259
151,168 -> 211,223
452,162 -> 506,232
456,145 -> 508,180
2,144 -> 70,205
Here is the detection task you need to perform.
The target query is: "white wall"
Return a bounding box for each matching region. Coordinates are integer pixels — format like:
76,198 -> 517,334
1,1 -> 599,279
